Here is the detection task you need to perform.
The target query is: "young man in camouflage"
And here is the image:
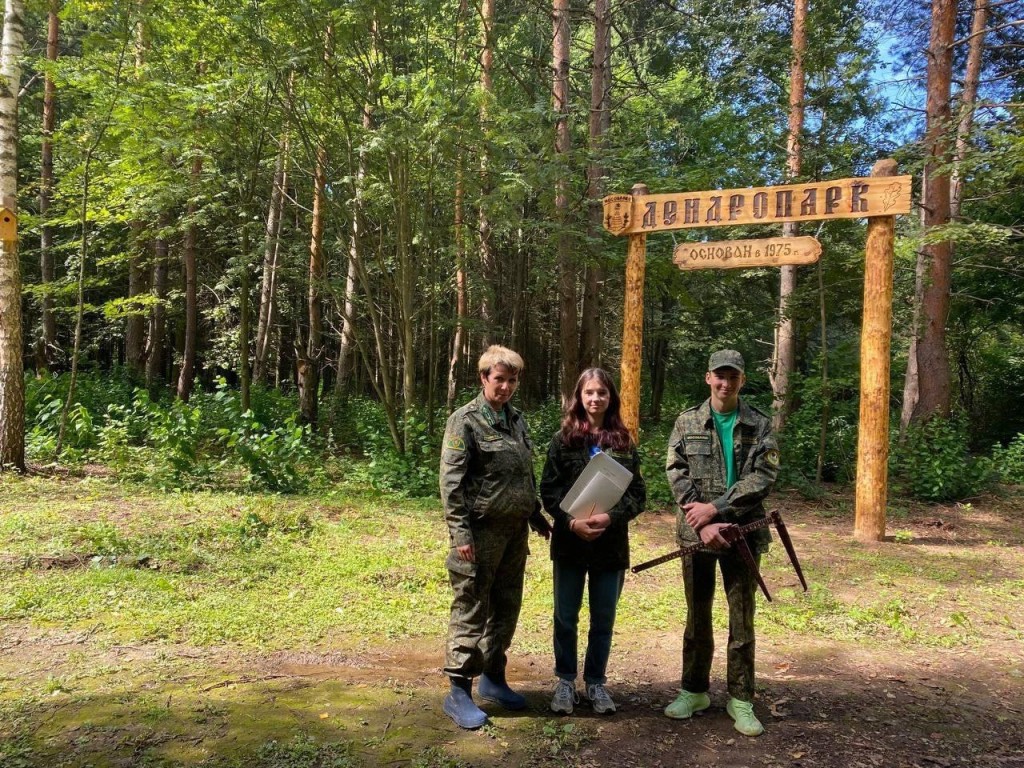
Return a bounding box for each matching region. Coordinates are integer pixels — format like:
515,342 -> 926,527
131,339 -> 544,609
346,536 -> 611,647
440,345 -> 551,730
663,349 -> 780,737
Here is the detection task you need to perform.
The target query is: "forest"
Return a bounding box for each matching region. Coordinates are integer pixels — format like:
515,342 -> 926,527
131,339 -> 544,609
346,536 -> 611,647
0,0 -> 1020,497
1,2 -> 1023,767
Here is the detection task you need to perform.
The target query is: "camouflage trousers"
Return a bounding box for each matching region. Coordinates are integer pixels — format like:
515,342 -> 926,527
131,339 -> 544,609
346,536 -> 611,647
444,519 -> 529,681
681,549 -> 760,702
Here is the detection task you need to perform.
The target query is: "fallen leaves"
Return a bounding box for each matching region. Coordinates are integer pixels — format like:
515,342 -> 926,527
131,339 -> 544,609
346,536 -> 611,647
770,697 -> 792,717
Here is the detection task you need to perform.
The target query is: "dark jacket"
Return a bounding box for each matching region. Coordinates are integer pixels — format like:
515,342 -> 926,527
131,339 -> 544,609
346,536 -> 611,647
540,433 -> 646,571
665,398 -> 780,553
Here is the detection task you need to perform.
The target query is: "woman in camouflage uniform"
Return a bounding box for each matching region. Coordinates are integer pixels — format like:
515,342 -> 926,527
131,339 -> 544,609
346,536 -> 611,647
540,368 -> 646,716
439,345 -> 551,730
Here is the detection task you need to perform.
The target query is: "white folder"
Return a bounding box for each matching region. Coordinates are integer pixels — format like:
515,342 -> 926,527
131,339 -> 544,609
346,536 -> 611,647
559,450 -> 634,519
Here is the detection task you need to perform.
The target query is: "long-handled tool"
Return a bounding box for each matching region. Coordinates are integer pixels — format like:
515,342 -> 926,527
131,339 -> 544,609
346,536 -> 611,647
630,510 -> 808,602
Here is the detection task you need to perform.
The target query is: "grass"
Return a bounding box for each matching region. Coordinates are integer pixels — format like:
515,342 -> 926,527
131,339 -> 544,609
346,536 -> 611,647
3,475 -> 1022,652
1,473 -> 1023,766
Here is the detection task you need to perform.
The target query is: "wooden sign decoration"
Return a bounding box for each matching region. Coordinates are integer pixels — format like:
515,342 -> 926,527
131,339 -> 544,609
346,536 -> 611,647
674,236 -> 821,270
609,165 -> 911,544
603,175 -> 912,235
603,194 -> 633,235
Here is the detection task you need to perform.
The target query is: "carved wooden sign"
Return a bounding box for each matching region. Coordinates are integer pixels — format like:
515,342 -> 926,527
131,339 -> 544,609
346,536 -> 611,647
674,236 -> 822,270
603,175 -> 912,235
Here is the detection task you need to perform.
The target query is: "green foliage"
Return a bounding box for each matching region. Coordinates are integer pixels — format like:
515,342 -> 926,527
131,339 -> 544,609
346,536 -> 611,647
892,417 -> 993,502
411,747 -> 470,768
24,374 -> 317,493
220,411 -> 315,493
249,736 -> 359,768
335,399 -> 438,498
992,433 -> 1024,485
524,399 -> 564,445
637,417 -> 676,507
232,499 -> 316,551
539,720 -> 587,756
778,369 -> 860,485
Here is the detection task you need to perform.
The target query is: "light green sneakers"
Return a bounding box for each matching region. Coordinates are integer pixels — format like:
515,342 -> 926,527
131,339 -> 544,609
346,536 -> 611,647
726,697 -> 764,736
664,690 -> 711,719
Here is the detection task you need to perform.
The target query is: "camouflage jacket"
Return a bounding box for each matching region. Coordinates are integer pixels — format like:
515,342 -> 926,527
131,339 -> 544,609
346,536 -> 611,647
665,398 -> 780,553
440,393 -> 538,549
539,435 -> 646,571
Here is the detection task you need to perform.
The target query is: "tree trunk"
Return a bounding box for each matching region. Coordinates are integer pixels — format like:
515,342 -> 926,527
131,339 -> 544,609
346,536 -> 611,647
771,0 -> 808,432
299,144 -> 327,427
554,0 -> 578,400
56,168 -> 91,458
338,101 -> 372,395
393,149 -> 416,452
579,0 -> 611,370
904,0 -> 956,425
125,4 -> 149,376
176,147 -> 202,402
239,223 -> 251,413
341,98 -> 402,452
254,133 -> 289,382
0,0 -> 25,470
478,0 -> 496,340
950,0 -> 988,220
648,295 -> 673,422
447,166 -> 467,413
36,0 -> 57,374
145,225 -> 168,391
816,254 -> 829,484
338,236 -> 358,390
126,223 -> 148,374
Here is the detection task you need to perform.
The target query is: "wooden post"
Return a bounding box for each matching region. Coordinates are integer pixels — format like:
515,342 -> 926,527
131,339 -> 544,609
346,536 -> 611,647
854,159 -> 898,542
620,182 -> 648,443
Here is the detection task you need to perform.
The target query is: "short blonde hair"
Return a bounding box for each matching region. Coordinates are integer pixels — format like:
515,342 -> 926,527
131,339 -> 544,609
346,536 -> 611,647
477,345 -> 525,375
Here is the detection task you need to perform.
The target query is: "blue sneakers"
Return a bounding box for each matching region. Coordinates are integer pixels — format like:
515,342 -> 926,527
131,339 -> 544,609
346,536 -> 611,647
478,673 -> 527,710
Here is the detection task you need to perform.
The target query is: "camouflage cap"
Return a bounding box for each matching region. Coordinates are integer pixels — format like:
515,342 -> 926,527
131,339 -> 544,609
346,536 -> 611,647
708,349 -> 745,372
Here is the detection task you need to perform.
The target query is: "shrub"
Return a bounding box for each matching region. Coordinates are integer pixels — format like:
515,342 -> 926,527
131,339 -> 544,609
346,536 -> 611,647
637,418 -> 676,507
892,417 -> 993,502
524,398 -> 564,445
219,412 -> 316,492
777,371 -> 859,485
991,433 -> 1024,485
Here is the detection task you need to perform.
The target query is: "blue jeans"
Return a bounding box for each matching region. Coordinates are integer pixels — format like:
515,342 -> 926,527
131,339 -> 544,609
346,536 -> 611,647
553,560 -> 625,686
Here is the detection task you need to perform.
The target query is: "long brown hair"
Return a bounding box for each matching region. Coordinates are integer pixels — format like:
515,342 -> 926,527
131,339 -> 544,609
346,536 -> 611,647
559,368 -> 632,451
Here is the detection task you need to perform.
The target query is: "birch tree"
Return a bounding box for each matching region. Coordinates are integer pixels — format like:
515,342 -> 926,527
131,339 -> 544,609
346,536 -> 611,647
0,0 -> 25,470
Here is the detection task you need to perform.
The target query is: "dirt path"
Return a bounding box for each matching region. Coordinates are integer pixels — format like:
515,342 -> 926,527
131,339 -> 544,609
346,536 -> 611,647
4,622 -> 1022,767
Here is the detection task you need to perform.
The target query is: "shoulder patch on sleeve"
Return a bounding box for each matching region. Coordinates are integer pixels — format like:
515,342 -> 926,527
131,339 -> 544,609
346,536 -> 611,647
445,435 -> 466,451
765,448 -> 781,468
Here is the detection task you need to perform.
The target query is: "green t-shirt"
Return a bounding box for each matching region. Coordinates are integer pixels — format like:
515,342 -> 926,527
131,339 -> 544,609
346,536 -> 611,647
712,407 -> 738,488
